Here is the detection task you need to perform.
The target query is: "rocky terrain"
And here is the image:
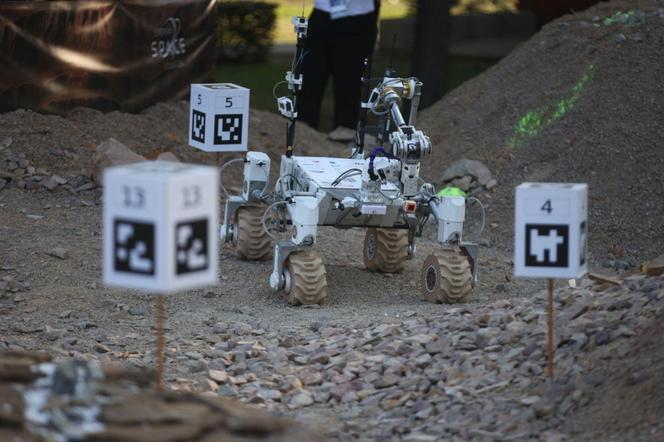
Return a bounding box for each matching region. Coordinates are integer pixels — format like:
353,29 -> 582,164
1,0 -> 663,440
0,352 -> 324,441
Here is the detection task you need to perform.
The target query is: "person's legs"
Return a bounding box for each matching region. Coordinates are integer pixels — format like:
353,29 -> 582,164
330,11 -> 378,129
298,9 -> 332,130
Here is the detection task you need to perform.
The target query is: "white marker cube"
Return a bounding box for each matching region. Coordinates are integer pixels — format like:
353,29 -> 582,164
103,161 -> 219,293
514,183 -> 588,279
189,83 -> 250,152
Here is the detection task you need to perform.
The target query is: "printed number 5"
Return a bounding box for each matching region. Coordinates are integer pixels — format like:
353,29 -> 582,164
225,97 -> 233,108
541,199 -> 552,214
197,94 -> 202,105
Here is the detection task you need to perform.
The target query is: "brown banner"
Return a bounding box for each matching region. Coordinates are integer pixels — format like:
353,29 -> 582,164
0,0 -> 217,114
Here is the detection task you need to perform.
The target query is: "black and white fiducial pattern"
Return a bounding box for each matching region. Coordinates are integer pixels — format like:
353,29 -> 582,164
191,110 -> 206,143
525,224 -> 569,268
114,219 -> 155,275
175,219 -> 209,274
214,114 -> 243,145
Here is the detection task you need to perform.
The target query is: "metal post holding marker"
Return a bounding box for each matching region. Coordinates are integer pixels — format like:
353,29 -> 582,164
103,161 -> 219,391
155,294 -> 166,390
546,279 -> 554,378
514,183 -> 588,379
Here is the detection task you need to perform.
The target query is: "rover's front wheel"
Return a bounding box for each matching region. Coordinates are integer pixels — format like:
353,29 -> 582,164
420,247 -> 472,303
284,250 -> 327,306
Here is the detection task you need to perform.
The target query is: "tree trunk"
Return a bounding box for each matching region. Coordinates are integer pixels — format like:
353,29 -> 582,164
411,0 -> 451,109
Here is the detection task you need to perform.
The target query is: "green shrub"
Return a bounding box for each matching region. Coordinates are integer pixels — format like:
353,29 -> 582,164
218,1 -> 277,61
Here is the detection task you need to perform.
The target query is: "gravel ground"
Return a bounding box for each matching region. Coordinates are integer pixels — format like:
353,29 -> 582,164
1,1 -> 663,440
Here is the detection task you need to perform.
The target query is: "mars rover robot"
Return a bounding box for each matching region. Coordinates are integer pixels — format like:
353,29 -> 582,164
218,16 -> 480,305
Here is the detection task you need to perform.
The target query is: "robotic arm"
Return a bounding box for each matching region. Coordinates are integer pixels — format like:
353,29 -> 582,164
359,75 -> 432,197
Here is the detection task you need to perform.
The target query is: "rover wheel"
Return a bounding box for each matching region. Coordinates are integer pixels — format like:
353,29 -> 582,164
363,228 -> 409,273
284,250 -> 327,306
235,206 -> 272,261
420,247 -> 472,303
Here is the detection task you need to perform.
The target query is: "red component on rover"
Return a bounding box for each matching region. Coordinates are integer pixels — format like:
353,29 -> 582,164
403,200 -> 417,213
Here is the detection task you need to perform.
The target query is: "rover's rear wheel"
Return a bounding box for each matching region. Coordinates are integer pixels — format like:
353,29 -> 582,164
284,250 -> 327,306
235,206 -> 272,261
363,228 -> 409,273
420,247 -> 472,303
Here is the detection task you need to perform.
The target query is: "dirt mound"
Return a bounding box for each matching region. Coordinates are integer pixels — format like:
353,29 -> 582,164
0,102 -> 340,180
563,306 -> 664,441
418,0 -> 664,263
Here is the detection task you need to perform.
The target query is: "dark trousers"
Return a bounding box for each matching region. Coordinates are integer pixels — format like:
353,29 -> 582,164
298,8 -> 378,130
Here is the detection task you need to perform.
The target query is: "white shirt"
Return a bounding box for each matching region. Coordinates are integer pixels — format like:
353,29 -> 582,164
314,0 -> 375,19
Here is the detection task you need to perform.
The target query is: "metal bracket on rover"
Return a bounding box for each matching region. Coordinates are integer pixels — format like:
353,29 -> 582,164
219,15 -> 480,306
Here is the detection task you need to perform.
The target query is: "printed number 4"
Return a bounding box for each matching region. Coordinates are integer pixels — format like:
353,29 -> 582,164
541,199 -> 553,214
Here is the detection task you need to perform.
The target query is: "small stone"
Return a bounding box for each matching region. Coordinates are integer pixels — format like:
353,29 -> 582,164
76,182 -> 97,192
209,369 -> 229,383
341,391 -> 358,403
408,334 -> 435,345
94,343 -> 111,353
128,306 -> 145,316
415,353 -> 432,368
440,159 -> 492,186
614,33 -> 626,43
92,138 -> 145,185
47,248 -> 68,259
156,152 -> 180,162
42,177 -> 59,191
218,385 -> 238,397
310,352 -> 330,365
258,388 -> 282,401
0,136 -> 12,152
594,329 -> 612,346
534,399 -> 555,419
44,326 -> 66,341
375,374 -> 400,389
521,395 -> 541,406
51,175 -> 68,185
289,391 -> 314,408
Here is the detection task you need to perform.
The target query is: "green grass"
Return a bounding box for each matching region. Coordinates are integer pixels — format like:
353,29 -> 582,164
216,50 -> 494,133
273,0 -> 411,43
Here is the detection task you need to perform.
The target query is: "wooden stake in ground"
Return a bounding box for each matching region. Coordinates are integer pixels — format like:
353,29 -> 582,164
155,294 -> 166,391
547,279 -> 554,379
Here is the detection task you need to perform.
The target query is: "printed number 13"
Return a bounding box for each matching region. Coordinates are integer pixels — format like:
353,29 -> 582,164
183,185 -> 201,208
123,186 -> 145,208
